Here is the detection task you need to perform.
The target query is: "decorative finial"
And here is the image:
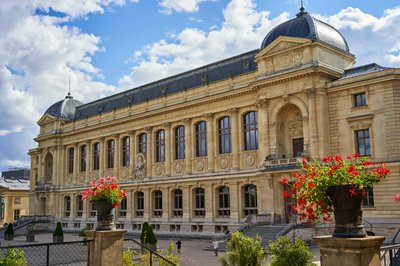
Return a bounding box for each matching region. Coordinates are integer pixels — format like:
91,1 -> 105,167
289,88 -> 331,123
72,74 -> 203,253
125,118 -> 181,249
66,70 -> 73,99
296,0 -> 307,17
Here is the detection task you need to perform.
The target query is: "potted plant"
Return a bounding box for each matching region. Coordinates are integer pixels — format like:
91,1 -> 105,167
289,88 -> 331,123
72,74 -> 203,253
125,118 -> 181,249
283,154 -> 390,238
4,223 -> 14,241
26,224 -> 35,242
81,177 -> 127,230
53,222 -> 64,243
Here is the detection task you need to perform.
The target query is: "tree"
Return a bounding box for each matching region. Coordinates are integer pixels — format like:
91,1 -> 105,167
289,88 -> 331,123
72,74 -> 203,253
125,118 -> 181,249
4,223 -> 14,236
268,236 -> 316,266
0,248 -> 28,266
53,222 -> 64,236
219,231 -> 267,266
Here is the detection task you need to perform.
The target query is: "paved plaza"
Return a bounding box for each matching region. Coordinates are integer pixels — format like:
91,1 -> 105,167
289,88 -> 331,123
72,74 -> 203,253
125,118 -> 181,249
0,233 -> 320,265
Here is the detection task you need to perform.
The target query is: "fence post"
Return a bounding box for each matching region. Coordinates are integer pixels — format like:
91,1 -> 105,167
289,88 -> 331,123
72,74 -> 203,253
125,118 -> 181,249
87,230 -> 127,266
46,244 -> 50,266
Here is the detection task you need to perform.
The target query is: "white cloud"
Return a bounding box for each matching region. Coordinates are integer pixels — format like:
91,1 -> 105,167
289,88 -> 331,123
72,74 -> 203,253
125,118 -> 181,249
120,0 -> 289,88
158,0 -> 214,15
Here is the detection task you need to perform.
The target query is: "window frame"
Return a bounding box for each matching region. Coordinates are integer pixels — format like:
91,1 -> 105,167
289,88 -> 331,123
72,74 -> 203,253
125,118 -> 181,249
122,136 -> 130,167
218,117 -> 232,154
136,191 -> 144,217
93,142 -> 100,171
354,93 -> 367,107
154,190 -> 163,217
217,186 -> 230,217
77,195 -> 83,217
194,187 -> 205,217
138,133 -> 147,156
80,145 -> 87,172
64,196 -> 71,217
195,121 -> 207,157
362,187 -> 374,208
356,129 -> 371,156
68,147 -> 74,174
175,126 -> 185,160
107,139 -> 115,168
243,184 -> 258,215
243,111 -> 259,151
155,130 -> 165,162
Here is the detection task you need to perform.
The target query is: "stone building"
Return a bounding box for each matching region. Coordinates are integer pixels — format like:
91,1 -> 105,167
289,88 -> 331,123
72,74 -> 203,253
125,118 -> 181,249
28,8 -> 400,234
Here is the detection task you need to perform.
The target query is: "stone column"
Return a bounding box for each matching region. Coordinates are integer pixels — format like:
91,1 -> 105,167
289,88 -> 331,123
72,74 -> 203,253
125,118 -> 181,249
304,88 -> 318,158
144,187 -> 151,220
87,230 -> 127,266
182,186 -> 190,221
204,183 -> 214,222
229,108 -> 240,170
164,123 -> 171,177
257,99 -> 269,165
183,118 -> 192,175
229,182 -> 240,222
205,113 -> 215,172
314,236 -> 385,266
316,88 -> 330,157
162,187 -> 170,220
145,127 -> 152,178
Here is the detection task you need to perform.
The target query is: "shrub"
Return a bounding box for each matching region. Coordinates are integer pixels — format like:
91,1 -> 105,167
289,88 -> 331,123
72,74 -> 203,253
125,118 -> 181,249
140,222 -> 157,244
0,248 -> 28,266
79,226 -> 88,238
53,222 -> 64,237
139,242 -> 180,266
268,236 -> 316,266
5,223 -> 14,236
219,231 -> 267,266
140,222 -> 149,244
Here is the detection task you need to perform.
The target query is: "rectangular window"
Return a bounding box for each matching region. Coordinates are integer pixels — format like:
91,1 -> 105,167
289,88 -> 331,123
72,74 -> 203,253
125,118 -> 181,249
362,187 -> 374,207
138,134 -> 147,156
80,145 -> 87,172
119,197 -> 127,217
77,196 -> 83,217
136,192 -> 144,217
107,140 -> 115,168
68,148 -> 74,174
90,202 -> 97,217
175,126 -> 185,160
356,129 -> 371,156
93,142 -> 100,171
196,122 -> 207,157
354,93 -> 367,107
155,130 -> 165,162
122,137 -> 130,167
13,209 -> 20,221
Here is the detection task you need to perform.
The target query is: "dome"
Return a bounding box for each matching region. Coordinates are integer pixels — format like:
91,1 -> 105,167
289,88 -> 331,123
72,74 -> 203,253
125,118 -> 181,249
261,9 -> 349,53
45,93 -> 83,120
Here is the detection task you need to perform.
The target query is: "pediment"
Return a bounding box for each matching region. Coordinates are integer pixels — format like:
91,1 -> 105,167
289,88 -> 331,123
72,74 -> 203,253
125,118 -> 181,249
256,36 -> 310,60
37,113 -> 57,126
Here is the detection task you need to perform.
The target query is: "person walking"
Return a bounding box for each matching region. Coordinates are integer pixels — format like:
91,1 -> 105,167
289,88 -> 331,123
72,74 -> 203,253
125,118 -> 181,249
212,239 -> 219,256
175,239 -> 182,254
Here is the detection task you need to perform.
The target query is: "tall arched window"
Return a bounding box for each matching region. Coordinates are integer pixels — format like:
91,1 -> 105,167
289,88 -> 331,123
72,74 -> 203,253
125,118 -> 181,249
196,121 -> 207,157
175,126 -> 185,160
93,142 -> 100,170
243,184 -> 258,215
76,195 -> 83,217
243,111 -> 258,150
173,189 -> 183,217
218,117 -> 231,154
68,148 -> 74,174
194,187 -> 205,217
107,139 -> 115,168
154,190 -> 163,217
119,197 -> 127,217
80,145 -> 87,172
155,130 -> 165,162
136,191 -> 144,217
64,196 -> 71,217
122,136 -> 130,167
218,186 -> 230,217
138,133 -> 147,155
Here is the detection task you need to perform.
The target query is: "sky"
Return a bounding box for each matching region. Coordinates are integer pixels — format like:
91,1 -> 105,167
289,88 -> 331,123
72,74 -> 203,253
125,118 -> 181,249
1,0 -> 400,173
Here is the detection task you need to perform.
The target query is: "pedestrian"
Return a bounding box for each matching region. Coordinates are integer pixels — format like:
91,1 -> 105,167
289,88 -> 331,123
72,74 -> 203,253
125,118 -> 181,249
175,239 -> 182,254
212,239 -> 219,256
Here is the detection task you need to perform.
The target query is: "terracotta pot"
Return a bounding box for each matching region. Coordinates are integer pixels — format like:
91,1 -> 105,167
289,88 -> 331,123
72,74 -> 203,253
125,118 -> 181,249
326,185 -> 366,238
93,201 -> 116,231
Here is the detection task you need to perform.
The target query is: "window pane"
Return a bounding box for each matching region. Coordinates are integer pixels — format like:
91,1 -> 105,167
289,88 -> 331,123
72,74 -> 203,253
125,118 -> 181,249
138,133 -> 147,156
107,140 -> 115,168
122,137 -> 130,166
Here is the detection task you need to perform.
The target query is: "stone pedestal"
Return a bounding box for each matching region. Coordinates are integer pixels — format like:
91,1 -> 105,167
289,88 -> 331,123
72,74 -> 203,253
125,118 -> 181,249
87,230 -> 127,266
314,236 -> 385,266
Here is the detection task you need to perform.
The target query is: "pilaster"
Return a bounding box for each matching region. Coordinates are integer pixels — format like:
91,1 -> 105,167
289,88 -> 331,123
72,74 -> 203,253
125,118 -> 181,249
229,108 -> 240,170
183,118 -> 192,175
257,98 -> 269,164
205,113 -> 215,173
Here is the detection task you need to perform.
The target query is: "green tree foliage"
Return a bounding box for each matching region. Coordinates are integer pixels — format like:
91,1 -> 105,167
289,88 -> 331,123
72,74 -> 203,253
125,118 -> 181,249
0,248 -> 28,266
140,222 -> 149,244
219,231 -> 267,266
140,222 -> 157,244
53,222 -> 64,237
4,223 -> 14,236
268,236 -> 316,266
138,242 -> 180,266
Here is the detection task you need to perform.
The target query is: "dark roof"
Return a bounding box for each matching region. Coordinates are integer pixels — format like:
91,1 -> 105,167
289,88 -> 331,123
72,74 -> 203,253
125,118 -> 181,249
2,169 -> 30,180
73,50 -> 258,120
338,63 -> 390,80
261,10 -> 350,53
45,94 -> 84,120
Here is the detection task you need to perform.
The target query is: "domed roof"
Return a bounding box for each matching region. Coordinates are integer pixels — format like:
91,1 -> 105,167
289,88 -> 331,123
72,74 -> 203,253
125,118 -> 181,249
261,8 -> 349,53
45,93 -> 83,120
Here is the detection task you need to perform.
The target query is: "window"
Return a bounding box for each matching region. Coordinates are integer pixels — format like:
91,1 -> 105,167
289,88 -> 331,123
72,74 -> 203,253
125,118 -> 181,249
175,126 -> 185,160
356,129 -> 371,156
68,148 -> 74,174
362,187 -> 374,207
244,184 -> 258,215
14,197 -> 21,205
80,145 -> 87,172
155,130 -> 165,162
154,190 -> 163,217
173,189 -> 183,217
93,142 -> 100,171
119,197 -> 127,217
196,121 -> 207,157
136,191 -> 144,217
218,117 -> 231,154
13,209 -> 20,221
138,133 -> 147,156
218,186 -> 230,217
64,196 -> 71,217
107,140 -> 115,168
122,137 -> 130,167
194,188 -> 205,217
77,195 -> 83,217
354,93 -> 367,107
243,112 -> 258,150
90,202 -> 97,217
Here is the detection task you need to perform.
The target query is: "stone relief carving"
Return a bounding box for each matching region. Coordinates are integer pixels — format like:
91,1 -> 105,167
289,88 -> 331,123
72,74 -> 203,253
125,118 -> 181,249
219,157 -> 229,169
268,41 -> 300,54
174,162 -> 183,174
196,159 -> 205,171
121,168 -> 129,179
133,153 -> 146,180
154,164 -> 165,176
79,173 -> 86,183
244,153 -> 255,167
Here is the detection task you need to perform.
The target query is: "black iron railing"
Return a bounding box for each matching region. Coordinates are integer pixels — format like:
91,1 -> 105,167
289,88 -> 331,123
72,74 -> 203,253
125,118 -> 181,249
380,243 -> 400,266
0,240 -> 91,266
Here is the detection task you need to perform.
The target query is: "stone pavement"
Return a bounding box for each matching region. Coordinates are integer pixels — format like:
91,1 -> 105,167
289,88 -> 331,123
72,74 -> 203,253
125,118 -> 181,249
0,233 -> 320,265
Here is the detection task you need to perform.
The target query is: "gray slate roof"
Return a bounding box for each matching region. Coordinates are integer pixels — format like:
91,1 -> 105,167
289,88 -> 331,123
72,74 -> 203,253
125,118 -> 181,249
339,63 -> 389,80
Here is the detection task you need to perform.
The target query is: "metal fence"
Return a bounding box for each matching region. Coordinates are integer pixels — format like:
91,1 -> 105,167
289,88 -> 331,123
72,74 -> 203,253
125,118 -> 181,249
381,244 -> 400,266
0,240 -> 91,266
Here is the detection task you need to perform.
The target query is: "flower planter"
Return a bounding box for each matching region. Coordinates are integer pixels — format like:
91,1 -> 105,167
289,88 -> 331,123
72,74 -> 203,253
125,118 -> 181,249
93,201 -> 116,230
26,234 -> 35,242
53,235 -> 64,243
326,185 -> 366,238
4,234 -> 13,241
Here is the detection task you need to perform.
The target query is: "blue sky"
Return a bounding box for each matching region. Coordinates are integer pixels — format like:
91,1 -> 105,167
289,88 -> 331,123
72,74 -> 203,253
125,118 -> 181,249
1,0 -> 400,173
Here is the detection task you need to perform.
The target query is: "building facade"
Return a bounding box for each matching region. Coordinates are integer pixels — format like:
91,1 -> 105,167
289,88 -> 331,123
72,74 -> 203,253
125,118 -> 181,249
29,9 -> 400,234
